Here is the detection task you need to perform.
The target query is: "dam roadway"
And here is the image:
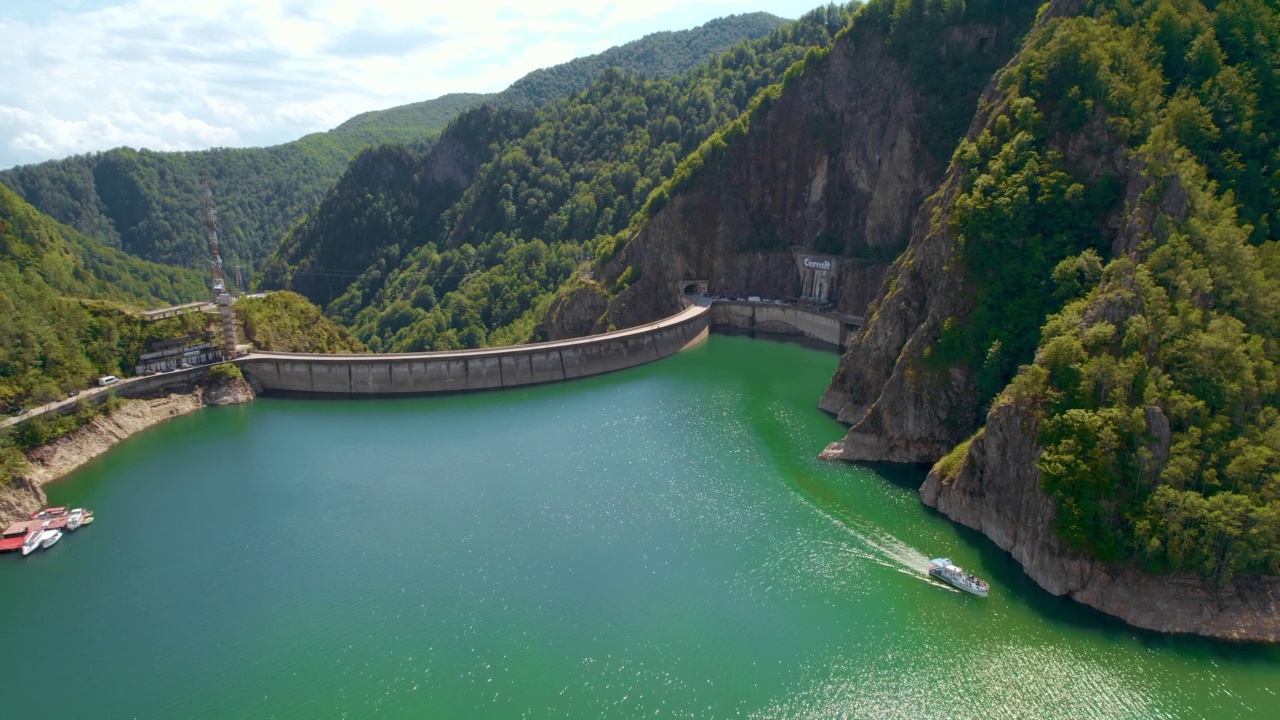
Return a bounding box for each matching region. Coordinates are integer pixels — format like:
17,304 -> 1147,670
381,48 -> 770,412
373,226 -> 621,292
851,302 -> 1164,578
236,296 -> 714,396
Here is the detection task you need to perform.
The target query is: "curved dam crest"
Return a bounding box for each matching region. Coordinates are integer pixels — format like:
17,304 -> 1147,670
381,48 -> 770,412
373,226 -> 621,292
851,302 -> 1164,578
238,296 -> 716,396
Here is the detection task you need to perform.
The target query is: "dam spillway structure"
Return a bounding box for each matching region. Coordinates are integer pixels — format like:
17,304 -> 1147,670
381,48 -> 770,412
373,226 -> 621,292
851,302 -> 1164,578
202,174 -> 240,359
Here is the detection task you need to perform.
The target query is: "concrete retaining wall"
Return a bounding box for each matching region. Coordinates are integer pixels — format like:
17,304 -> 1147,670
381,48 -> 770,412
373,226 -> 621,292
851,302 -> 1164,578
709,302 -> 858,348
1,366 -> 219,431
237,299 -> 711,397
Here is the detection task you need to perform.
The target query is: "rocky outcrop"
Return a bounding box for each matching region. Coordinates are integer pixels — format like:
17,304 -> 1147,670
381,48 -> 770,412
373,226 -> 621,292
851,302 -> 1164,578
545,6 -> 1036,341
203,377 -> 256,406
537,279 -> 610,338
0,378 -> 255,525
922,400 -> 1280,643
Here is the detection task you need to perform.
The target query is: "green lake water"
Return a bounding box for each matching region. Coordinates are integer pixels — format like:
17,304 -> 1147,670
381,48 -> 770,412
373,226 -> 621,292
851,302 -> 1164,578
1,335 -> 1276,718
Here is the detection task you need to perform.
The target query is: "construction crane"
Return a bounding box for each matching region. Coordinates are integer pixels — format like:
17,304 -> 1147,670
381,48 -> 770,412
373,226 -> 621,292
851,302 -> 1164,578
202,174 -> 240,358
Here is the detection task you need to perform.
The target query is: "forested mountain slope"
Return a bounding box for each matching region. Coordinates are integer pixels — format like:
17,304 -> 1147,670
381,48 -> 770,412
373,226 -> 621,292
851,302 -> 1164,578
333,12 -> 789,138
260,106 -> 535,310
0,13 -> 787,275
0,182 -> 207,412
261,5 -> 855,352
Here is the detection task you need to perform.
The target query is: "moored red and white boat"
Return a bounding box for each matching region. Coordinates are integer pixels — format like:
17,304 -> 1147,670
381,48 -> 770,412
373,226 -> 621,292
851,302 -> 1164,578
21,524 -> 48,556
929,557 -> 989,597
30,506 -> 68,521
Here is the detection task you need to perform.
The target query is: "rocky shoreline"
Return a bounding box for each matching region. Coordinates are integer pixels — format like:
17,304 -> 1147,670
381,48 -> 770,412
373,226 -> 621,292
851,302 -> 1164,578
916,400 -> 1280,644
0,377 -> 255,525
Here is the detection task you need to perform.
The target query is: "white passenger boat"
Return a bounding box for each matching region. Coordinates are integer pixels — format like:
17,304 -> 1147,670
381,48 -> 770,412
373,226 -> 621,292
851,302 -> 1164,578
66,509 -> 84,531
39,528 -> 63,549
929,557 -> 989,597
21,526 -> 45,556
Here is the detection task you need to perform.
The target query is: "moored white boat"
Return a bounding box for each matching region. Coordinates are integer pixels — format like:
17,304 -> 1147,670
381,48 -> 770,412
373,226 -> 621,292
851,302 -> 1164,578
21,526 -> 45,556
39,528 -> 63,549
929,557 -> 989,597
66,509 -> 84,531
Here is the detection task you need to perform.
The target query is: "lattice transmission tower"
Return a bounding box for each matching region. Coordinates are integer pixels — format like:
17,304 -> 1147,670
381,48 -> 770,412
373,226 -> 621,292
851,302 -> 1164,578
203,174 -> 240,358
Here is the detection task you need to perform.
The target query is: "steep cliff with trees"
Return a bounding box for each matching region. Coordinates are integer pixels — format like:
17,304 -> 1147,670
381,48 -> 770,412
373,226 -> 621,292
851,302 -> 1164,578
552,0 -> 1040,337
261,5 -> 855,352
809,0 -> 1280,639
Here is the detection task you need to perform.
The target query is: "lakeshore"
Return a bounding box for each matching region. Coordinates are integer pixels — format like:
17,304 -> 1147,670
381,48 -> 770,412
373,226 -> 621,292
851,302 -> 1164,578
0,376 -> 254,525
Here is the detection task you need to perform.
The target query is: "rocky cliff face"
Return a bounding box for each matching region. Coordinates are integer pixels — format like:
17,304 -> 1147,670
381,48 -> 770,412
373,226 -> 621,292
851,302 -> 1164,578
922,400 -> 1280,642
545,5 -> 1036,339
818,0 -> 1089,463
0,377 -> 255,525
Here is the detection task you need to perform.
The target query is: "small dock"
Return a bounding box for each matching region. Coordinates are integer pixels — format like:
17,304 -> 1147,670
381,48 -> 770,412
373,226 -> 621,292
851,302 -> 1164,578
0,507 -> 94,554
5,518 -> 70,535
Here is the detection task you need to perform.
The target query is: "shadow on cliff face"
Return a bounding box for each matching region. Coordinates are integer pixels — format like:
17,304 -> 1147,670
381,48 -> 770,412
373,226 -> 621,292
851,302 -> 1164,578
711,328 -> 842,354
850,461 -> 932,492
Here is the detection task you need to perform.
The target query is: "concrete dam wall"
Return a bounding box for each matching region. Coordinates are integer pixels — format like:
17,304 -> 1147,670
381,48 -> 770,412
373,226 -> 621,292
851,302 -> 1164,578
709,302 -> 861,349
237,298 -> 711,397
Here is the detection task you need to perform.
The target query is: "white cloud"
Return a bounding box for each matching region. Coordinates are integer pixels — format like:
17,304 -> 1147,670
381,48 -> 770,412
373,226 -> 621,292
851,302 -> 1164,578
0,0 -> 819,169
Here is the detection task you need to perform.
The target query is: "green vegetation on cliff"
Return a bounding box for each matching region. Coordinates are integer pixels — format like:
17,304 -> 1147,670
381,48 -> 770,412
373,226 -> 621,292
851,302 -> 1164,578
234,292 -> 367,354
0,182 -> 208,413
942,0 -> 1279,580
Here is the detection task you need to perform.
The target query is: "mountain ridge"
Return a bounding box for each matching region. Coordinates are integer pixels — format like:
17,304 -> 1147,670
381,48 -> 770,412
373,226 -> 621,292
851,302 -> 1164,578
0,12 -> 788,272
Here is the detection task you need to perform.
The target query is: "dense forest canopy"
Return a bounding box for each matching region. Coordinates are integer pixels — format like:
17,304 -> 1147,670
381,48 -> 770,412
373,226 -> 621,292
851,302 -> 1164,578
935,0 -> 1280,580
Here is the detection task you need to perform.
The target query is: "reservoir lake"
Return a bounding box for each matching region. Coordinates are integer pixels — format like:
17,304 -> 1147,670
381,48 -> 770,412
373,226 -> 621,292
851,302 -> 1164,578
1,335 -> 1277,718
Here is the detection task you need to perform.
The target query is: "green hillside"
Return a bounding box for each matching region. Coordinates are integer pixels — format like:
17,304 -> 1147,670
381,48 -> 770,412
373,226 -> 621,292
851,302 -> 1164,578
264,5 -> 854,351
331,12 -> 789,139
0,13 -> 788,276
977,0 -> 1280,580
234,292 -> 367,354
0,182 -> 208,412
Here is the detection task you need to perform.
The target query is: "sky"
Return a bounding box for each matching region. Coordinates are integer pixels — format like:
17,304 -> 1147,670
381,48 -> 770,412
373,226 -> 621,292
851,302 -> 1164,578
0,0 -> 827,170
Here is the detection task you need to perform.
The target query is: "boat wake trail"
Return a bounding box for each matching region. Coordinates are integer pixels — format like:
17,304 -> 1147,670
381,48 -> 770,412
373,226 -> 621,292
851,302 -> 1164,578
811,505 -> 936,583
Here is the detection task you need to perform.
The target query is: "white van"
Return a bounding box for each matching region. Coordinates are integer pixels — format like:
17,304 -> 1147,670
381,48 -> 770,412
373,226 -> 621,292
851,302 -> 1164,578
97,375 -> 119,387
